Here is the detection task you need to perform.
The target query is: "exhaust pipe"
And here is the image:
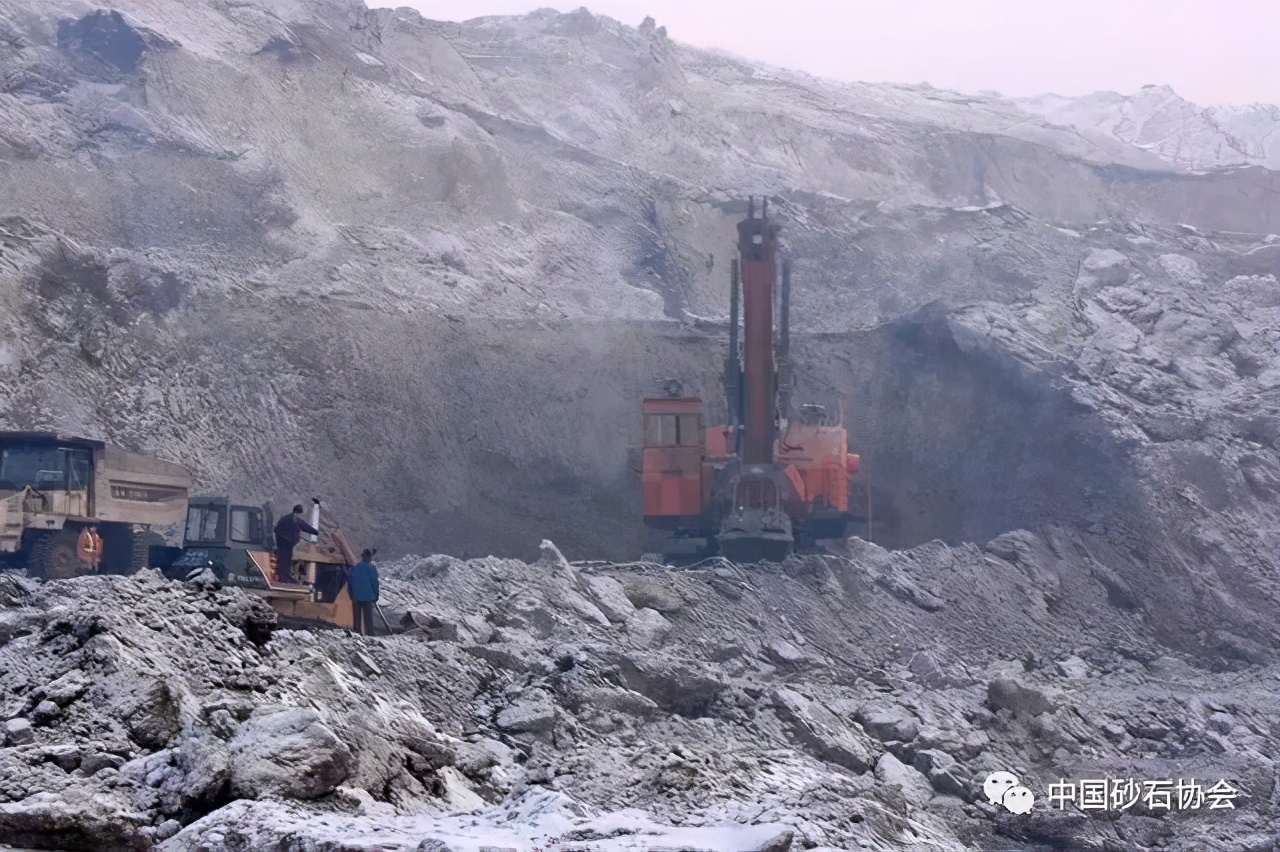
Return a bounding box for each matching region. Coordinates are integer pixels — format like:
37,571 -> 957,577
307,498 -> 321,587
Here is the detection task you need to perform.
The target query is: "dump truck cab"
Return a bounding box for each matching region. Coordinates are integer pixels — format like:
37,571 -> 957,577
0,431 -> 190,578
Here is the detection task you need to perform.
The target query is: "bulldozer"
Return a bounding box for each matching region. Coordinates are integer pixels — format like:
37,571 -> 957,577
0,431 -> 191,578
151,496 -> 359,629
635,198 -> 864,563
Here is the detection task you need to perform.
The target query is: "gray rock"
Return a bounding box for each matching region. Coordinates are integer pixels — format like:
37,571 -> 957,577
121,677 -> 183,749
622,577 -> 684,613
773,689 -> 877,773
404,611 -> 461,642
1054,656 -> 1089,679
765,639 -> 809,666
43,670 -> 91,707
856,705 -> 920,743
465,642 -> 538,673
614,654 -> 724,718
987,678 -> 1055,718
228,708 -> 353,799
79,752 -> 125,775
907,650 -> 965,688
495,700 -> 555,734
874,752 -> 934,808
30,700 -> 59,726
4,717 -> 33,745
562,590 -> 611,627
582,574 -> 637,623
537,539 -> 571,571
749,830 -> 795,852
416,841 -> 458,852
40,744 -> 80,771
912,748 -> 968,798
627,607 -> 671,646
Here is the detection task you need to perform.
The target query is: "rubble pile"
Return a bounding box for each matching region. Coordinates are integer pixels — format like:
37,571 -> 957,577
1,538 -> 1276,850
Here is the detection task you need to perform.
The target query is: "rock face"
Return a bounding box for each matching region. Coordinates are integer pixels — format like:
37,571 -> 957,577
0,0 -> 1276,579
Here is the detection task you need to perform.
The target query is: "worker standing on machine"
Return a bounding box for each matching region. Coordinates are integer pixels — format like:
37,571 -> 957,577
273,504 -> 319,584
347,549 -> 380,636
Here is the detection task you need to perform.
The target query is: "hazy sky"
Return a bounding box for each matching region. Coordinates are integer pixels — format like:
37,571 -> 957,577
392,0 -> 1279,106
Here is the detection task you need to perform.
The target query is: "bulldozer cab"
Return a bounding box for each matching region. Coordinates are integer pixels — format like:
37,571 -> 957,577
183,499 -> 271,551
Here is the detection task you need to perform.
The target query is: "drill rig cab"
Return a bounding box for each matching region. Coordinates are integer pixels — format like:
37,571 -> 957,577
154,496 -> 358,628
637,198 -> 864,564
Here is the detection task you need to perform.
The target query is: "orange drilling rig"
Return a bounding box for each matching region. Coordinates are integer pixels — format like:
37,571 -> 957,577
637,198 -> 862,563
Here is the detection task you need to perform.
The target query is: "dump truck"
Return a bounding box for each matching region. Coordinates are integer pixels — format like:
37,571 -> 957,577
152,496 -> 359,629
636,198 -> 863,563
0,431 -> 191,579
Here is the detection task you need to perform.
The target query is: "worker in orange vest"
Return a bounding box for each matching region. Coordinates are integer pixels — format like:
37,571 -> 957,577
77,525 -> 103,572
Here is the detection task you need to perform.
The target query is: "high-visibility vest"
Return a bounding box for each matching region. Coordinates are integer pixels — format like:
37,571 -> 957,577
77,528 -> 102,566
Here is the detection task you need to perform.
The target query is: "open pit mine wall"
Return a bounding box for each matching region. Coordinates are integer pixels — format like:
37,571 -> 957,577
0,1 -> 1278,666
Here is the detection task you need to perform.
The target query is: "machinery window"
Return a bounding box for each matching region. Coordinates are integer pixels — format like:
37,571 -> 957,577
0,445 -> 65,491
644,414 -> 677,446
645,414 -> 699,447
66,449 -> 92,491
230,508 -> 251,543
229,507 -> 264,544
677,414 -> 700,446
186,506 -> 224,543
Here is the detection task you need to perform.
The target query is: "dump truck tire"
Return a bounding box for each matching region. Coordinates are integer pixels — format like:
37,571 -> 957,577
129,531 -> 166,574
29,530 -> 86,580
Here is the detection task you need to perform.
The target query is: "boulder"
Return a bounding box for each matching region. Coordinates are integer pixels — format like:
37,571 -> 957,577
765,639 -> 809,667
416,841 -> 459,852
987,678 -> 1055,719
773,689 -> 877,773
495,698 -> 556,734
856,705 -> 920,743
121,677 -> 183,749
561,590 -> 611,627
30,700 -> 60,726
1054,656 -> 1089,679
228,708 -> 353,799
43,670 -> 90,707
750,830 -> 795,852
0,788 -> 149,851
4,717 -> 34,745
404,611 -> 462,642
627,607 -> 671,646
908,650 -> 965,688
613,654 -> 724,718
622,577 -> 684,613
874,752 -> 934,808
40,744 -> 80,772
912,748 -> 968,798
582,575 -> 636,623
80,751 -> 125,775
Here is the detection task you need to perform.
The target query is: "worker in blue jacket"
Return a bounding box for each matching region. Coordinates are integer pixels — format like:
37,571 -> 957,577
348,549 -> 380,636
